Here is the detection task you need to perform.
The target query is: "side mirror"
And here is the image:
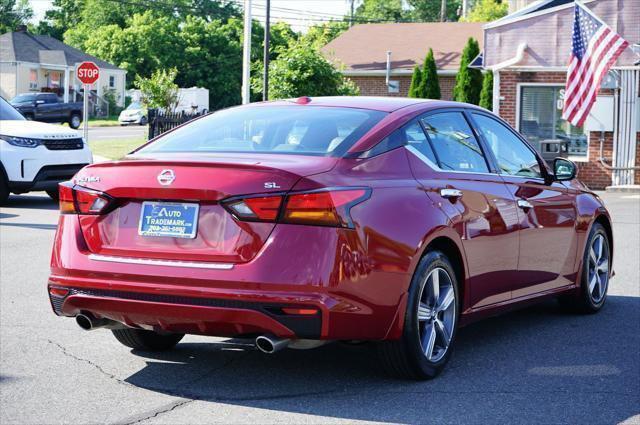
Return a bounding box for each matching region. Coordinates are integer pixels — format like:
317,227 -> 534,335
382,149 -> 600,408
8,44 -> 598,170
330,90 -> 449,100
553,157 -> 577,181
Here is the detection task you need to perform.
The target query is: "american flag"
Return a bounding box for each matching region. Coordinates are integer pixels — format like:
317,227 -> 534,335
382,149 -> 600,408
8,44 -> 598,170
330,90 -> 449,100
562,2 -> 628,127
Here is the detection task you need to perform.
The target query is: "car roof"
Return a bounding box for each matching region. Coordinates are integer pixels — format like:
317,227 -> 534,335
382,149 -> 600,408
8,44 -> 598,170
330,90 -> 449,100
258,96 -> 455,113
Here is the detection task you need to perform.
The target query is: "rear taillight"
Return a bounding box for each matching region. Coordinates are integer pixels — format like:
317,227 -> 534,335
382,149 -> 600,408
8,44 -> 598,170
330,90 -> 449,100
222,188 -> 370,228
58,181 -> 114,215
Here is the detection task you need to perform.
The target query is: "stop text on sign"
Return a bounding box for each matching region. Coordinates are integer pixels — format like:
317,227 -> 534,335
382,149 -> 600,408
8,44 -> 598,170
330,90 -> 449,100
76,61 -> 100,85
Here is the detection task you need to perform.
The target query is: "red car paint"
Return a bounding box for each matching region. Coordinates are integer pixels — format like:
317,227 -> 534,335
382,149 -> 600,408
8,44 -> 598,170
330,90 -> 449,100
48,97 -> 613,341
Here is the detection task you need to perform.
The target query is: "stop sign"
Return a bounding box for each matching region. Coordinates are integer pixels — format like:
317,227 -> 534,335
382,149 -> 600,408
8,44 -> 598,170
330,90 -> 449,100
76,61 -> 100,85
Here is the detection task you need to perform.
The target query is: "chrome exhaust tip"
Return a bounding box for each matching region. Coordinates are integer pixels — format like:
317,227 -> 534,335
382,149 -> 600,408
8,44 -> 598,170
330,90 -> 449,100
75,314 -> 93,330
75,313 -> 124,331
255,335 -> 290,354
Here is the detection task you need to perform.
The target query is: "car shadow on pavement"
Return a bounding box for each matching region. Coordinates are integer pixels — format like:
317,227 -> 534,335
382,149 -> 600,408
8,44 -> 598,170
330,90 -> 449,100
2,194 -> 58,210
0,222 -> 58,230
121,295 -> 640,424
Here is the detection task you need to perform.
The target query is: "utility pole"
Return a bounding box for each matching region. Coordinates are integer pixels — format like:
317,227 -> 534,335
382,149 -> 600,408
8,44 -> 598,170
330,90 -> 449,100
263,0 -> 270,101
242,0 -> 252,104
462,0 -> 469,18
440,0 -> 447,22
349,0 -> 355,27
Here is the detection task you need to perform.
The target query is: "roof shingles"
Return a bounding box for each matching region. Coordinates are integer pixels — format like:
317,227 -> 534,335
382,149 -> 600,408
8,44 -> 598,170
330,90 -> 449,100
0,31 -> 123,71
321,22 -> 485,73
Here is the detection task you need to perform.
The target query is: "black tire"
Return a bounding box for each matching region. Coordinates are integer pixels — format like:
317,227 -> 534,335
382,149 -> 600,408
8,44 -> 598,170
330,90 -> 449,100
378,250 -> 460,380
112,328 -> 184,351
0,173 -> 9,206
559,223 -> 610,314
69,113 -> 82,129
24,114 -> 34,121
46,189 -> 59,201
139,116 -> 148,126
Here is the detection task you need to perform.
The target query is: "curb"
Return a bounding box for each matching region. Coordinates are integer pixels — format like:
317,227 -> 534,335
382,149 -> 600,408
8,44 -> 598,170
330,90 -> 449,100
605,185 -> 640,193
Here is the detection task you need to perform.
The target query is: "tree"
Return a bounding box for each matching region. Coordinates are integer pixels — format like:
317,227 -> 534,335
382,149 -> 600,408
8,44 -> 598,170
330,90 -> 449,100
408,0 -> 461,22
301,21 -> 348,50
355,0 -> 405,22
254,43 -> 358,99
418,48 -> 441,99
408,65 -> 422,98
80,12 -> 182,86
479,70 -> 493,110
462,0 -> 508,22
135,68 -> 179,110
0,0 -> 33,34
452,37 -> 482,104
33,0 -> 84,39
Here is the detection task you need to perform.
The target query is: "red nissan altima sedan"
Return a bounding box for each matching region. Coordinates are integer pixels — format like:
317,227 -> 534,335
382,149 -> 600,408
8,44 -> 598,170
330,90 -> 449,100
48,97 -> 613,379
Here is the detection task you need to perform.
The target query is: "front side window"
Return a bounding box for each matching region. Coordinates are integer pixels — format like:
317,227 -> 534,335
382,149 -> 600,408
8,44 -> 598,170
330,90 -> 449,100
473,113 -> 542,179
421,112 -> 489,173
139,106 -> 386,157
519,86 -> 587,157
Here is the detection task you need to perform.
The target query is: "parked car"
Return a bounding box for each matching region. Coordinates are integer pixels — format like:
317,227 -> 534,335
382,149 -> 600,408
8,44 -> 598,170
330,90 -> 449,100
10,92 -> 84,129
0,97 -> 92,204
48,97 -> 613,379
118,101 -> 147,126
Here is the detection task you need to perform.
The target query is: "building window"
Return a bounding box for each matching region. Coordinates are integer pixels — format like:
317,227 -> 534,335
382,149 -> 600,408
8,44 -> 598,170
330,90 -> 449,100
109,75 -> 115,88
48,71 -> 61,88
519,85 -> 587,158
29,69 -> 38,89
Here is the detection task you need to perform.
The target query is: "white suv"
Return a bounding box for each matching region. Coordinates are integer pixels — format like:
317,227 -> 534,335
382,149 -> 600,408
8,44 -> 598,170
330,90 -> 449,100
0,97 -> 93,205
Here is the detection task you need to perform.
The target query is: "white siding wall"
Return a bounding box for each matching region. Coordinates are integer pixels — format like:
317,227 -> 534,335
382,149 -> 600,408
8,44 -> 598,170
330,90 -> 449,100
0,63 -> 17,99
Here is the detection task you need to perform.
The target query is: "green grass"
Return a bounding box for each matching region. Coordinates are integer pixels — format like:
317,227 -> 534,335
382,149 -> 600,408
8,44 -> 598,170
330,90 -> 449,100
89,137 -> 147,160
88,116 -> 121,127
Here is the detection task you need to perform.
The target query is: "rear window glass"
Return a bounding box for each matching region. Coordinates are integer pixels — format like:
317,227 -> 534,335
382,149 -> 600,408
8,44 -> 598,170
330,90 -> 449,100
139,106 -> 386,157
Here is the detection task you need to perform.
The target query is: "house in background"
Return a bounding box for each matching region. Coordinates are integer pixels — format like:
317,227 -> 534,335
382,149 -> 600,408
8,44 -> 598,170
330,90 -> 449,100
321,23 -> 484,100
0,28 -> 126,110
482,0 -> 639,189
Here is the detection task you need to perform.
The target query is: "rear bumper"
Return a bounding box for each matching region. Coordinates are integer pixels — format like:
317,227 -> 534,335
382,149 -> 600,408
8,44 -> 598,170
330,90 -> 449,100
49,286 -> 321,338
49,215 -> 411,340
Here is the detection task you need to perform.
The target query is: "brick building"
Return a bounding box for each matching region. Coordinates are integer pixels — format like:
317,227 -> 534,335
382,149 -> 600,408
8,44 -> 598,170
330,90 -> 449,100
483,0 -> 639,189
321,23 -> 484,100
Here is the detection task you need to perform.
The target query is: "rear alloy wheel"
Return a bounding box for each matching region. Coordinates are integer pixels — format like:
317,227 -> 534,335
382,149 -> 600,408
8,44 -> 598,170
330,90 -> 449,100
561,223 -> 610,313
69,113 -> 82,129
112,328 -> 184,351
378,250 -> 459,379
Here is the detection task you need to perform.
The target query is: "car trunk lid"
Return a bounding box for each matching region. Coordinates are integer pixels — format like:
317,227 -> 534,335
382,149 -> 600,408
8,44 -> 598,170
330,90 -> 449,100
73,154 -> 336,263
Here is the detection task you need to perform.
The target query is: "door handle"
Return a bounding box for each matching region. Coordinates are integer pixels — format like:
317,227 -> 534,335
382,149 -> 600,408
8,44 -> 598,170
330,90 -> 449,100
517,199 -> 533,210
440,188 -> 463,200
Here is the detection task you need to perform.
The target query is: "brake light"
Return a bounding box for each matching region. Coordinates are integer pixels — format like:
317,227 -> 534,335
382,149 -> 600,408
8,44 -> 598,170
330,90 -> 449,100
222,188 -> 370,228
226,196 -> 283,221
58,182 -> 114,215
283,189 -> 368,227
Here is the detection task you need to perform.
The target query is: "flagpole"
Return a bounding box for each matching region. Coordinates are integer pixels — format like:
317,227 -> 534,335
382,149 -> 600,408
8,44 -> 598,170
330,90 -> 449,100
574,0 -> 607,26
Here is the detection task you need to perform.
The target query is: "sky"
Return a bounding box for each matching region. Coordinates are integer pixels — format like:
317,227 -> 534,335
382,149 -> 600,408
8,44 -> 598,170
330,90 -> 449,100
28,0 -> 353,32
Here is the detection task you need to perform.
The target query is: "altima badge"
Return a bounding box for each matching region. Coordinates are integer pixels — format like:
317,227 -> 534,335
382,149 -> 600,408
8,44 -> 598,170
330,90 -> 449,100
157,169 -> 176,186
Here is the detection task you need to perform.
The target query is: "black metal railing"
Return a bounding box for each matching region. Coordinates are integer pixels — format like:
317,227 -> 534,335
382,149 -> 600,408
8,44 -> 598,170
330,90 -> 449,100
148,108 -> 208,139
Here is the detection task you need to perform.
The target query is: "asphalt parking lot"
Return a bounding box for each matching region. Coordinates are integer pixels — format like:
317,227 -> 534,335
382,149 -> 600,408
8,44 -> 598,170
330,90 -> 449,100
87,125 -> 148,142
1,191 -> 638,424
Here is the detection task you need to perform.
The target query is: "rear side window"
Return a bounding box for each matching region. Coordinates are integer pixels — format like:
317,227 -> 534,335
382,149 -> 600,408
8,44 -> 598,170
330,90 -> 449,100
139,106 -> 387,157
367,120 -> 436,163
37,94 -> 57,104
421,112 -> 489,173
472,113 -> 542,179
